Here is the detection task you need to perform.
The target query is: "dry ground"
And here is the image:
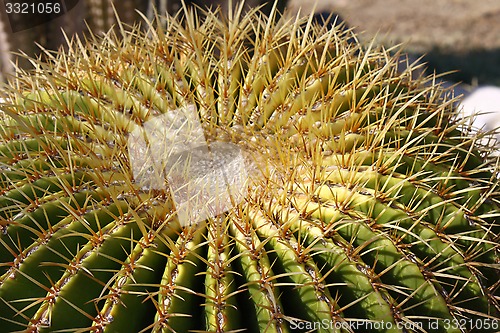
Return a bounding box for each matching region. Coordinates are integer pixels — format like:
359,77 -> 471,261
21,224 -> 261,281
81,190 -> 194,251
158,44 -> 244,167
288,0 -> 500,85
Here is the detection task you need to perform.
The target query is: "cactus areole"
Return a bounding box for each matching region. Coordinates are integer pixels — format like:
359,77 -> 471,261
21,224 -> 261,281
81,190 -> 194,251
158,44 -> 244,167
0,3 -> 499,333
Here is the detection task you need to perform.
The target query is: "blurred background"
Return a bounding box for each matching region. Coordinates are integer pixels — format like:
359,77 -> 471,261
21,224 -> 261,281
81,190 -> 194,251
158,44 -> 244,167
291,0 -> 500,87
0,0 -> 499,133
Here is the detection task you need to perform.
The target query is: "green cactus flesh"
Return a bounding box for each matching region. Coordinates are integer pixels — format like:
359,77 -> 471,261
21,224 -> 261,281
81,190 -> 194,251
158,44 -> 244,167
0,4 -> 499,333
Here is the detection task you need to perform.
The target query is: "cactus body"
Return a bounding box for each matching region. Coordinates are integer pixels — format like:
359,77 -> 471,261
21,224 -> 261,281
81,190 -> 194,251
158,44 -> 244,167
0,4 -> 499,333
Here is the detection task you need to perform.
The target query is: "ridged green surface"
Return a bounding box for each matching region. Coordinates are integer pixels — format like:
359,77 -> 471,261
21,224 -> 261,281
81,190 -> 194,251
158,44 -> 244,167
0,4 -> 499,332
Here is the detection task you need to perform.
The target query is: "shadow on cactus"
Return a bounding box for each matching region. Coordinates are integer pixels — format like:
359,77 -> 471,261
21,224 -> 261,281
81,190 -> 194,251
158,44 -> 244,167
0,2 -> 499,332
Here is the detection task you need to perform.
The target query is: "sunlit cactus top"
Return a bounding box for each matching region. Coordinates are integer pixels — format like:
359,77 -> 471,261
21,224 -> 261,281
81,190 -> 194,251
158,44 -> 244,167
0,2 -> 499,333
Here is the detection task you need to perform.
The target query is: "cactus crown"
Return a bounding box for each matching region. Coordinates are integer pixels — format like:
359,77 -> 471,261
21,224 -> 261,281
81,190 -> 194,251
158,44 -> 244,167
0,2 -> 499,332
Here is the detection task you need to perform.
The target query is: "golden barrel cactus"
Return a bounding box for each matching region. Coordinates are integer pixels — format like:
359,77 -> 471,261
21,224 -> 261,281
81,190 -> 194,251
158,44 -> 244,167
0,3 -> 498,332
